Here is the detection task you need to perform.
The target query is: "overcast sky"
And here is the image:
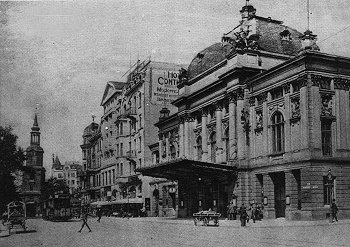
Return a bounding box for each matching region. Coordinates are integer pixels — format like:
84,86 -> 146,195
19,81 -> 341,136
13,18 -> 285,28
0,0 -> 349,175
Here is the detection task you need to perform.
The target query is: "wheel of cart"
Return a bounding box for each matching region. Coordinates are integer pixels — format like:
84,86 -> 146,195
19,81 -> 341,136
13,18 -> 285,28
202,216 -> 208,226
213,217 -> 219,226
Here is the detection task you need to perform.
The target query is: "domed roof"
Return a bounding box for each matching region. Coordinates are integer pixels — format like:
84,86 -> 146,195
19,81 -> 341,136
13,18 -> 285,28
187,12 -> 303,80
187,43 -> 234,80
83,122 -> 99,137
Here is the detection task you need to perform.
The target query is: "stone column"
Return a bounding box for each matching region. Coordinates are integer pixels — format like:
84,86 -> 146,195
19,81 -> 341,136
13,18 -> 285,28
184,115 -> 190,158
165,133 -> 170,161
201,109 -> 208,161
158,134 -> 163,162
215,102 -> 223,163
178,118 -> 184,158
263,174 -> 275,219
228,92 -> 237,161
236,88 -> 246,159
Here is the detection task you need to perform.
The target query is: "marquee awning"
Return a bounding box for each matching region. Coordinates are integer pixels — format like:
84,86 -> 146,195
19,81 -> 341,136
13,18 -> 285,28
136,158 -> 237,182
90,198 -> 143,207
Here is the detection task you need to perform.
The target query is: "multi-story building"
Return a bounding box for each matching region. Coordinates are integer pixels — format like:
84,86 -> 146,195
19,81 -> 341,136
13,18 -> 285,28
51,156 -> 82,194
79,120 -> 100,204
20,114 -> 45,217
82,60 -> 182,215
139,3 -> 350,220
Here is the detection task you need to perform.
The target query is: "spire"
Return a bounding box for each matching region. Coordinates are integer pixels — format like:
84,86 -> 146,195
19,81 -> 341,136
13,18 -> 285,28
31,113 -> 40,131
299,0 -> 320,53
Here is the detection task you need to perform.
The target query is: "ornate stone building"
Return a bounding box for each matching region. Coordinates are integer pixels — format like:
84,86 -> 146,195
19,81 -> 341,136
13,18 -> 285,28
20,114 -> 45,217
139,3 -> 350,220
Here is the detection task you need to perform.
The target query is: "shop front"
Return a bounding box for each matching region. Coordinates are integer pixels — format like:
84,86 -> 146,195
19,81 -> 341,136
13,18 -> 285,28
137,158 -> 237,218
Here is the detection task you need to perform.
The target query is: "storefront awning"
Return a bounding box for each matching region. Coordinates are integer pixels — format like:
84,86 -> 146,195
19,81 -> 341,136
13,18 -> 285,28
136,158 -> 237,182
90,198 -> 143,207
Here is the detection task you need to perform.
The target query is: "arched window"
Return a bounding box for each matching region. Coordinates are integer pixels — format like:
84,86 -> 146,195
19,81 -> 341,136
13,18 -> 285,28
224,128 -> 229,161
210,132 -> 216,163
271,112 -> 285,153
196,136 -> 202,160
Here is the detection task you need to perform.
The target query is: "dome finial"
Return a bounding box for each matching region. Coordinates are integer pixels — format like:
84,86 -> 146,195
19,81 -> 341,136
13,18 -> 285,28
240,0 -> 256,19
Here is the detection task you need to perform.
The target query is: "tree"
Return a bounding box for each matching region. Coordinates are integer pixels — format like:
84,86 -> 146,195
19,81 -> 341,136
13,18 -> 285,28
41,177 -> 70,201
0,126 -> 26,213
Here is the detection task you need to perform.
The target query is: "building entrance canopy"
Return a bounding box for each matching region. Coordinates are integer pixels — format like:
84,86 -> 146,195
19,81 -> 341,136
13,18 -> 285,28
137,158 -> 237,182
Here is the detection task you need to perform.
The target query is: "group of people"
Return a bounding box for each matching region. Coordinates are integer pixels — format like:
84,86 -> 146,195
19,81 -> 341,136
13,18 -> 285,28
227,201 -> 263,225
233,199 -> 339,227
237,202 -> 263,227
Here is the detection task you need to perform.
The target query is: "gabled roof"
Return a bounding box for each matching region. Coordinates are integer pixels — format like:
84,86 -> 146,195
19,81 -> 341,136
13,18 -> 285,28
100,81 -> 125,106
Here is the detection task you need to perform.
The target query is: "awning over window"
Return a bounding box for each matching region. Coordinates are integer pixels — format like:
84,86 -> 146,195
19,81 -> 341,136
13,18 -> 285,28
136,158 -> 237,182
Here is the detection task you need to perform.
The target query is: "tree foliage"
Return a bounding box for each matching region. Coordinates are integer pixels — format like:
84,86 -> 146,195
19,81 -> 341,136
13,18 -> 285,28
0,126 -> 26,213
41,177 -> 70,201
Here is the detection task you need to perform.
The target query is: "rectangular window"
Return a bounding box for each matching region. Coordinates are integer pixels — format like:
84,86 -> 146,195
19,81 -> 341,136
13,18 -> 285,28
139,136 -> 142,151
120,143 -> 123,156
139,115 -> 142,129
120,123 -> 123,135
72,180 -> 75,185
112,169 -> 115,184
321,121 -> 332,156
271,87 -> 283,100
120,163 -> 123,176
139,93 -> 142,108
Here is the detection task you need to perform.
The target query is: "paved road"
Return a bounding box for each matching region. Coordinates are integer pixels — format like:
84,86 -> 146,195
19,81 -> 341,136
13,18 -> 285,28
0,217 -> 348,247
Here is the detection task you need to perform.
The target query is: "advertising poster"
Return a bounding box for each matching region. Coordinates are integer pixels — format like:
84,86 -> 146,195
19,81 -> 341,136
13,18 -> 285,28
151,69 -> 180,104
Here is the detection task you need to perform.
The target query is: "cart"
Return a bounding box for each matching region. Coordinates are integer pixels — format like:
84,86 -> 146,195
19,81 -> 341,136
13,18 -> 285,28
6,201 -> 26,232
193,210 -> 221,226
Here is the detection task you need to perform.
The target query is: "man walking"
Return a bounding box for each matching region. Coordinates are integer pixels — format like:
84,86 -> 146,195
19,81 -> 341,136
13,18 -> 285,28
331,199 -> 339,223
78,207 -> 92,233
96,208 -> 103,222
239,203 -> 248,227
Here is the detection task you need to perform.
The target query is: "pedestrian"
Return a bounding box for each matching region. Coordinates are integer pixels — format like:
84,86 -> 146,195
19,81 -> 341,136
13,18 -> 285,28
96,207 -> 102,222
78,207 -> 92,233
331,199 -> 338,223
239,203 -> 248,227
251,202 -> 257,223
227,202 -> 235,220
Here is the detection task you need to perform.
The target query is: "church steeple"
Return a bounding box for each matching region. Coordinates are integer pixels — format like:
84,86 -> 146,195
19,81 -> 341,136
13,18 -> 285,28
30,113 -> 41,146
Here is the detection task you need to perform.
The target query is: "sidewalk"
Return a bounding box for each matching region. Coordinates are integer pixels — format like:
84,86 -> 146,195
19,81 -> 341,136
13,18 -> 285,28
112,216 -> 349,228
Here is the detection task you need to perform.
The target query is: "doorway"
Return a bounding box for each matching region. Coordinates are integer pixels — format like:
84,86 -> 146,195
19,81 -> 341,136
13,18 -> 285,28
271,172 -> 286,218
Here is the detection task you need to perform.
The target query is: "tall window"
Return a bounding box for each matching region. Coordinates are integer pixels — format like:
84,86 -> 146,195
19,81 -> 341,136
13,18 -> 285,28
321,121 -> 332,156
196,137 -> 202,160
224,128 -> 229,161
210,132 -> 217,163
271,112 -> 284,153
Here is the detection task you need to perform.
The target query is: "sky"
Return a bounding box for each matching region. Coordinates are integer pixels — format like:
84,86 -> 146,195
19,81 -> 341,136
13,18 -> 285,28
0,0 -> 350,176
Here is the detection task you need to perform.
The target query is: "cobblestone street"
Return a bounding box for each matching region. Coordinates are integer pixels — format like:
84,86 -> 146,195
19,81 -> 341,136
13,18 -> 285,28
0,217 -> 349,247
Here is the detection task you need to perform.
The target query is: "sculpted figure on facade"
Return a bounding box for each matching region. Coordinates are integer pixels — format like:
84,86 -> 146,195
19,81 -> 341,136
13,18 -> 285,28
255,111 -> 263,129
321,94 -> 333,117
291,97 -> 300,119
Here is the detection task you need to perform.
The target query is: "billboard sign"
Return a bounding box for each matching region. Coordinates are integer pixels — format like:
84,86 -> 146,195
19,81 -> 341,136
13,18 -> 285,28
151,69 -> 179,104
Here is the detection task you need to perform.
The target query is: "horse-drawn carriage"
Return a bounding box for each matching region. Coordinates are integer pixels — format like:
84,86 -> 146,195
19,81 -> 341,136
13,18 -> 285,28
193,210 -> 221,226
5,201 -> 26,232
